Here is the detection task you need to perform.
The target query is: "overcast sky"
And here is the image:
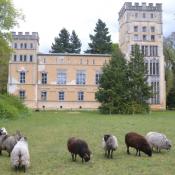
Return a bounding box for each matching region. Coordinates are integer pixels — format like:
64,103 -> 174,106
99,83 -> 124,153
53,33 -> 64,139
13,0 -> 175,53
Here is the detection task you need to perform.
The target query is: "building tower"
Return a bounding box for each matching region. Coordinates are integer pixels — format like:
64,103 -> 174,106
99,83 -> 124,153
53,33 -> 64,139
8,32 -> 39,108
118,2 -> 166,109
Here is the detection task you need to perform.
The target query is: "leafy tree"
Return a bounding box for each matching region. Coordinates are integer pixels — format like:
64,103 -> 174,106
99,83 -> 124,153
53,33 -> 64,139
50,28 -> 71,53
95,46 -> 129,114
164,37 -> 175,95
0,0 -> 23,93
69,30 -> 81,53
167,87 -> 175,109
85,19 -> 112,54
128,45 -> 151,113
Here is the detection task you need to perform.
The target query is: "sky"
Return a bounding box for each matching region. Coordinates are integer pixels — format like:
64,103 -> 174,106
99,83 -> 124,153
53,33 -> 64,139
13,0 -> 175,53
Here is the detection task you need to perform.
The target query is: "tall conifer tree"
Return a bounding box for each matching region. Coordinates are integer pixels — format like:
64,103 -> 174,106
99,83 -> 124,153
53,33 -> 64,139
70,30 -> 81,53
85,19 -> 112,54
128,44 -> 151,113
50,28 -> 71,53
95,46 -> 129,114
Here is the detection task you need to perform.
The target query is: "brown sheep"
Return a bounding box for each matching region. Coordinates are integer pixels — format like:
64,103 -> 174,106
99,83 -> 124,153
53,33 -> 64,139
125,132 -> 152,157
67,137 -> 91,163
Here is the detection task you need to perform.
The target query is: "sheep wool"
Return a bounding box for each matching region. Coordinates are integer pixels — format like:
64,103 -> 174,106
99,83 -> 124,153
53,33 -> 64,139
146,132 -> 172,152
11,137 -> 30,172
0,130 -> 21,156
102,134 -> 118,158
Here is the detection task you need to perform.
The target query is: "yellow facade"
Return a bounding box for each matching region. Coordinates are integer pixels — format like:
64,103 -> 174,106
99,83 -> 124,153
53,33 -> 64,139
8,32 -> 110,109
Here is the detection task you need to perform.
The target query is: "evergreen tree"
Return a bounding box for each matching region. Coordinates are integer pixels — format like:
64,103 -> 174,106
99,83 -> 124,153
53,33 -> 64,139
50,28 -> 71,53
70,30 -> 81,53
95,46 -> 129,114
128,45 -> 151,113
85,19 -> 112,54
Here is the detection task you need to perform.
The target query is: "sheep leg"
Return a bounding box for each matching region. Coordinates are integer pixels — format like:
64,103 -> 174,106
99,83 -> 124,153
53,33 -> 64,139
107,150 -> 110,158
71,153 -> 74,161
156,147 -> 160,153
105,150 -> 107,157
111,150 -> 113,159
22,165 -> 26,173
138,150 -> 141,156
127,146 -> 130,154
135,149 -> 138,156
74,154 -> 77,161
15,165 -> 18,172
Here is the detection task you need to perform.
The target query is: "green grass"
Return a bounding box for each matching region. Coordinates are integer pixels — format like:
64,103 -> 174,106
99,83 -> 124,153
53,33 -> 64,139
0,110 -> 175,175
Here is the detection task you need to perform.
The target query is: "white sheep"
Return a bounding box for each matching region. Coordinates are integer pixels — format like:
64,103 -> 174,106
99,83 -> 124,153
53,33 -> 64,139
102,134 -> 118,158
145,131 -> 172,152
11,137 -> 30,172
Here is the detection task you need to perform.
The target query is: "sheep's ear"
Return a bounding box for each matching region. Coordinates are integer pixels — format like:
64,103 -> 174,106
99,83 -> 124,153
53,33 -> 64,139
24,136 -> 27,141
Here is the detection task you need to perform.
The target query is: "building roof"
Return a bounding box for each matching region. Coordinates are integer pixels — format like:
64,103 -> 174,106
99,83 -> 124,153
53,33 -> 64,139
37,53 -> 111,57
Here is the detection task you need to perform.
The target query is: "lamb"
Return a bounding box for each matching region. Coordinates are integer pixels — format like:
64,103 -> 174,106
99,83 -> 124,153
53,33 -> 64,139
67,137 -> 91,163
125,132 -> 152,157
146,131 -> 172,152
102,134 -> 118,158
0,130 -> 22,156
11,137 -> 30,172
0,127 -> 8,135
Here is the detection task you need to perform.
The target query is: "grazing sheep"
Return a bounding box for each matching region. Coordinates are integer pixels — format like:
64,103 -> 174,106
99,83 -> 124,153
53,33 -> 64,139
125,132 -> 152,157
11,137 -> 30,172
102,134 -> 118,158
0,130 -> 22,156
146,132 -> 172,152
67,137 -> 91,163
0,127 -> 8,135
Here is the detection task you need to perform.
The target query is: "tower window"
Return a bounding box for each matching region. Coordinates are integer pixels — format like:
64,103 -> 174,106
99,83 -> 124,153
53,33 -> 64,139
14,55 -> 17,62
20,43 -> 23,49
142,26 -> 147,32
151,35 -> 155,41
143,13 -> 146,18
151,26 -> 155,32
143,35 -> 147,41
134,26 -> 138,32
14,43 -> 17,49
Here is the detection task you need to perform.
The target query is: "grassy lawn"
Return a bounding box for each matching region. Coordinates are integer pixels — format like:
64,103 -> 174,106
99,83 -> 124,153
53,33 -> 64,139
0,110 -> 175,175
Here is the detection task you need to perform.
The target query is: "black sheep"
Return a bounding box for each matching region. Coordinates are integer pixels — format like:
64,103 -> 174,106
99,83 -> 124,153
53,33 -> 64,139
125,132 -> 152,157
67,137 -> 91,163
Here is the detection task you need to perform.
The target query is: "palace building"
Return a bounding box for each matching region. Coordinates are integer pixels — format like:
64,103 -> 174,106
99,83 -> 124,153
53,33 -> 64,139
8,2 -> 166,110
8,32 -> 110,109
119,2 -> 166,109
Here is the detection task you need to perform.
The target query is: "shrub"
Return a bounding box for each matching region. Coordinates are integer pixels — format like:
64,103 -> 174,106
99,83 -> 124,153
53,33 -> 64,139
0,94 -> 29,119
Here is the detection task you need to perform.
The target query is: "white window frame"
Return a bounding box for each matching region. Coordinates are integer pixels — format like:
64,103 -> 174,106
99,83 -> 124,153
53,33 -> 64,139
78,91 -> 84,101
58,91 -> 64,101
57,71 -> 67,85
76,70 -> 86,85
41,91 -> 47,101
19,71 -> 25,83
